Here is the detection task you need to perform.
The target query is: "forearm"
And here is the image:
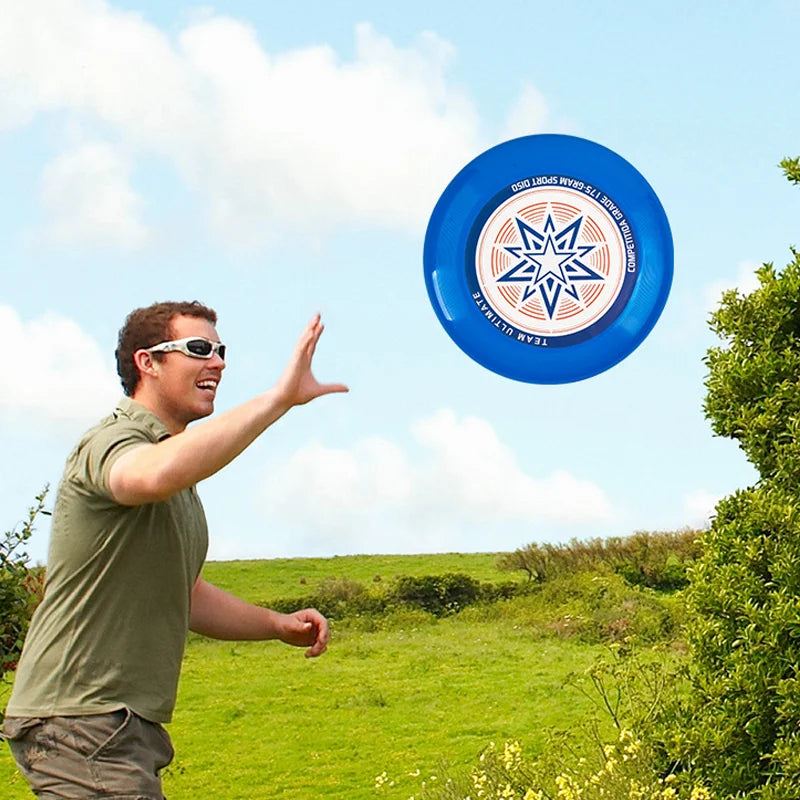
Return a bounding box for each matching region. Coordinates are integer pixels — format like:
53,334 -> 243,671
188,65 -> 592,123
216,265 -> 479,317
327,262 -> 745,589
189,578 -> 287,640
110,388 -> 290,504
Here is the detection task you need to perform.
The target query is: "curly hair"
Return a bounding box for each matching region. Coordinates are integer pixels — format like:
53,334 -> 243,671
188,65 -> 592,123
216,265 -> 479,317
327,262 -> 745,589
116,301 -> 218,396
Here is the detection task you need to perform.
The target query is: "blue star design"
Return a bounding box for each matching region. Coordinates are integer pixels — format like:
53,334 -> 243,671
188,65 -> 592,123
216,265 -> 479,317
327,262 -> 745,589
496,212 -> 604,319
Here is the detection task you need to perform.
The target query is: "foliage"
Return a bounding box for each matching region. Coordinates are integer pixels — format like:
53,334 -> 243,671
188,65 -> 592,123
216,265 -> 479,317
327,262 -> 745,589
497,531 -> 701,592
388,732 -> 710,800
670,487 -> 800,798
1,488 -> 48,678
388,573 -> 483,616
462,573 -> 685,646
779,156 -> 800,185
261,569 -> 684,645
669,163 -> 800,798
264,572 -> 517,620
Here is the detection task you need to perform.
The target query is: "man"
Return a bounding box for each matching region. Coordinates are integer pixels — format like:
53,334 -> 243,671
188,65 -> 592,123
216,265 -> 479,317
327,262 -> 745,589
2,300 -> 347,799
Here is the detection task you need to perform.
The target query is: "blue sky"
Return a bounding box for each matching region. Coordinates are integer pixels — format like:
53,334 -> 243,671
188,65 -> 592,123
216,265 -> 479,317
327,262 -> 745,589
2,0 -> 797,563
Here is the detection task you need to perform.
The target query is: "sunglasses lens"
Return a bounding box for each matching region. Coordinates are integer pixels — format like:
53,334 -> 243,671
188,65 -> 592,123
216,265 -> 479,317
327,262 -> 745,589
218,344 -> 226,360
186,339 -> 213,357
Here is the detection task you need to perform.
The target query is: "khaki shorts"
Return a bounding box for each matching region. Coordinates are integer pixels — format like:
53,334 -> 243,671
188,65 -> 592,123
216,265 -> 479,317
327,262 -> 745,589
2,708 -> 174,799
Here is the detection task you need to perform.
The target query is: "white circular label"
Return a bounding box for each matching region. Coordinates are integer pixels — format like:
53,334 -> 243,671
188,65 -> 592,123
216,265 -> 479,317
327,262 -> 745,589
474,181 -> 634,339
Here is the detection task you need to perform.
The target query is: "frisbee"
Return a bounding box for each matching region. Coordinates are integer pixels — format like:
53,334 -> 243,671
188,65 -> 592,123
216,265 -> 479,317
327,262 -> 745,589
423,134 -> 673,383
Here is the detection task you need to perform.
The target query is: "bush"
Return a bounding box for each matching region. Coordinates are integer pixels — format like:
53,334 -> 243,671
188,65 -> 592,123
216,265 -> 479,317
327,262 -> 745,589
266,575 -> 387,619
387,573 -> 482,616
1,488 -> 49,677
669,162 -> 800,799
458,572 -> 686,646
263,572 -> 520,622
498,530 -> 702,592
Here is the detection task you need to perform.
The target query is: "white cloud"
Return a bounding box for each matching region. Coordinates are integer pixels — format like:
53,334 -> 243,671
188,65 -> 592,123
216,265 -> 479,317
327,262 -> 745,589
254,409 -> 615,556
683,489 -> 720,528
0,1 -> 550,248
503,83 -> 550,139
40,142 -> 148,249
704,260 -> 761,312
0,305 -> 119,429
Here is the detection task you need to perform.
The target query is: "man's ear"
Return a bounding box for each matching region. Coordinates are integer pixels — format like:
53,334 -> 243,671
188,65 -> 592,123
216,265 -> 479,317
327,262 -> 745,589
133,349 -> 159,379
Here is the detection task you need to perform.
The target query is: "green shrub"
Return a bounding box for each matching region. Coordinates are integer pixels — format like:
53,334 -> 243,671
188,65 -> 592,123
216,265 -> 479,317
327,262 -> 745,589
498,530 -> 702,592
262,572 -> 522,623
669,164 -> 800,799
458,572 -> 685,646
387,573 -> 482,616
1,488 -> 49,678
265,575 -> 387,619
671,487 -> 800,797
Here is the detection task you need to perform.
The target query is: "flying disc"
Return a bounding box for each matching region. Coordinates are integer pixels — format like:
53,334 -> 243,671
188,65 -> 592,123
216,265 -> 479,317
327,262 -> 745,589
423,134 -> 673,383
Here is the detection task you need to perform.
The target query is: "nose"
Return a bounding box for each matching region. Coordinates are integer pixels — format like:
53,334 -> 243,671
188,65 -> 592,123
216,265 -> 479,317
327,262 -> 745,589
210,351 -> 226,370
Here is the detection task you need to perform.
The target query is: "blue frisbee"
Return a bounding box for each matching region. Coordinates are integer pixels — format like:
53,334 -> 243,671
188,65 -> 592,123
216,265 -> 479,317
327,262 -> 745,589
423,134 -> 673,383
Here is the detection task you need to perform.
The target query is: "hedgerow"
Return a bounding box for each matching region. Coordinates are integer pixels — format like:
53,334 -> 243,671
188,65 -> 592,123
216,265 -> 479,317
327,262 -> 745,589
497,530 -> 701,592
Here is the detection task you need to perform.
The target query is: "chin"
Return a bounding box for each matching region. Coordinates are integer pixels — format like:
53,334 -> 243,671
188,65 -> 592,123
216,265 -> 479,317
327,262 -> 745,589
185,401 -> 215,425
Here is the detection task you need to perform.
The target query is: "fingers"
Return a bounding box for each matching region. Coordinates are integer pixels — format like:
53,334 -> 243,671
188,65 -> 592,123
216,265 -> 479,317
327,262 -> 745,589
318,382 -> 349,396
287,314 -> 348,402
308,322 -> 322,360
298,610 -> 330,658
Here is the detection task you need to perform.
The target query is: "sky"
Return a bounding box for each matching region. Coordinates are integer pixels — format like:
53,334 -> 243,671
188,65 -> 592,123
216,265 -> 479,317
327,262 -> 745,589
1,0 -> 797,564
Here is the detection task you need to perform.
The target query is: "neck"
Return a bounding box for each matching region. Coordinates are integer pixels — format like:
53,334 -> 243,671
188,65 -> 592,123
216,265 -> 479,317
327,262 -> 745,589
131,386 -> 186,436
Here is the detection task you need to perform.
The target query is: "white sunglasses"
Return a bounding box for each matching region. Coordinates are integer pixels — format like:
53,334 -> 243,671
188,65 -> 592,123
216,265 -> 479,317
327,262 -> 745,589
146,337 -> 226,360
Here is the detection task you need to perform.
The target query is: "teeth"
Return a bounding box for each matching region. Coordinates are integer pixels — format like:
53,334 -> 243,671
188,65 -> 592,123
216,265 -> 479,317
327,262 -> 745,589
197,380 -> 217,389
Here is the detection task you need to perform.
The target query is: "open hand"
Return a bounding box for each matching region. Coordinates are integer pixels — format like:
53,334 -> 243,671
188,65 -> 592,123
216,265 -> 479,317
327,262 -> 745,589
276,314 -> 348,408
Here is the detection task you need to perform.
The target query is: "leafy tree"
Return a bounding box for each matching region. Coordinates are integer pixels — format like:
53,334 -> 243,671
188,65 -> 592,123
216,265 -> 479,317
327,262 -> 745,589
1,488 -> 48,679
673,162 -> 800,798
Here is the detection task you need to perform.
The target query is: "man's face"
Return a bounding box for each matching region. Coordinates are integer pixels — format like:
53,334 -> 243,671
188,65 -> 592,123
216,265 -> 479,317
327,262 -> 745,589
150,314 -> 226,428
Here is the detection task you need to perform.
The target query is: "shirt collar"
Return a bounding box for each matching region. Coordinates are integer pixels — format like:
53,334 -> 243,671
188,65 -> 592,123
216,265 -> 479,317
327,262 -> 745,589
115,397 -> 171,441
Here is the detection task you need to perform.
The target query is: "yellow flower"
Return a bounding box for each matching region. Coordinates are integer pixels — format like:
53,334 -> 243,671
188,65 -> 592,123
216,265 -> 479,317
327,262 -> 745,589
503,740 -> 524,772
523,791 -> 544,800
472,769 -> 489,799
555,773 -> 582,800
375,771 -> 389,789
689,787 -> 711,800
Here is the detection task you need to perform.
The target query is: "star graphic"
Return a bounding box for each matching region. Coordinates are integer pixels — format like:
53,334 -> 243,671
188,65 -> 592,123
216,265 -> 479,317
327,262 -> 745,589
496,212 -> 604,319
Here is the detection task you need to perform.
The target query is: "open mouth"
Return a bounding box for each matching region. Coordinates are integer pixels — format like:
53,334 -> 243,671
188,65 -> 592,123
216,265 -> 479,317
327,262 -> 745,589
196,379 -> 219,394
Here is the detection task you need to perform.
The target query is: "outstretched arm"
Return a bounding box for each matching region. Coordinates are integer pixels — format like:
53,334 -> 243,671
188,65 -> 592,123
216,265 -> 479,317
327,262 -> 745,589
108,314 -> 347,505
189,577 -> 329,657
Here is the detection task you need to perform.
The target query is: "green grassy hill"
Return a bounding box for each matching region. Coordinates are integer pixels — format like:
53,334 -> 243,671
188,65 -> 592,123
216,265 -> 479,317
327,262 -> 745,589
2,550 -> 686,799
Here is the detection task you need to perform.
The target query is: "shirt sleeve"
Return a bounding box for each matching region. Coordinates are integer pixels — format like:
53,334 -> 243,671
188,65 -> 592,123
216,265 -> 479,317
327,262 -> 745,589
71,419 -> 157,501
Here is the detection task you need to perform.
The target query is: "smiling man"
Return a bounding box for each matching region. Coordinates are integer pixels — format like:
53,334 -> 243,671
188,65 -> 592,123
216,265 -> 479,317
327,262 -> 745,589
2,300 -> 347,799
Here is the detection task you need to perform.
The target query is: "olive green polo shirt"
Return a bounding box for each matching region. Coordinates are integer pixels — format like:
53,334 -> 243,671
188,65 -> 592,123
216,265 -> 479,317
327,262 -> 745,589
6,398 -> 208,723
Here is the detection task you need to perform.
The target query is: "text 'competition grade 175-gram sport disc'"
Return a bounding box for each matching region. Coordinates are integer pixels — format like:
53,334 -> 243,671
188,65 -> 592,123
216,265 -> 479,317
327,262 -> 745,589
423,135 -> 673,383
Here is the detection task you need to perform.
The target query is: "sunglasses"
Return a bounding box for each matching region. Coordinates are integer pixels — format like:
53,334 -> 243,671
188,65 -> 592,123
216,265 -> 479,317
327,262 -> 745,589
146,337 -> 226,360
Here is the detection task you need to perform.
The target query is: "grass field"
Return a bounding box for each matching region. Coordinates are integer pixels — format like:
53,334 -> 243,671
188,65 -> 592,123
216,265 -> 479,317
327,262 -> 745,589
1,554 -> 631,799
